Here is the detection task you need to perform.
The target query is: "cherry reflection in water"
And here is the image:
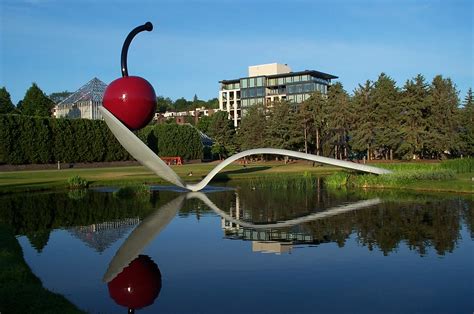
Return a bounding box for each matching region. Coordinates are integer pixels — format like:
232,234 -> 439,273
108,254 -> 162,314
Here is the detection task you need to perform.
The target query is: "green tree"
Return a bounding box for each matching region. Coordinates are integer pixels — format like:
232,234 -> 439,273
156,96 -> 173,113
196,115 -> 212,135
205,98 -> 219,109
396,75 -> 430,159
297,100 -> 313,154
459,88 -> 474,156
238,103 -> 267,151
265,100 -> 303,151
349,81 -> 376,160
174,97 -> 191,112
20,83 -> 54,117
302,92 -> 327,155
425,75 -> 460,158
0,87 -> 15,114
326,82 -> 352,159
208,111 -> 235,159
371,73 -> 401,160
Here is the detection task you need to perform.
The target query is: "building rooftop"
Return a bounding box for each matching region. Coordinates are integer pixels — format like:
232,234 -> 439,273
58,77 -> 107,106
220,69 -> 338,84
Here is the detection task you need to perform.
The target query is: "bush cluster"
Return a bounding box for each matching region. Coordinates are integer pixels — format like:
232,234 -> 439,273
67,175 -> 89,189
0,114 -> 203,164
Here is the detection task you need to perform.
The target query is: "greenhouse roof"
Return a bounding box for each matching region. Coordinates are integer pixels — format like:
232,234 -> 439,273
58,77 -> 107,105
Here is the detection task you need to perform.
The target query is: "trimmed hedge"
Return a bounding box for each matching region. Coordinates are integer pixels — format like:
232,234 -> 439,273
137,123 -> 203,160
0,114 -> 203,164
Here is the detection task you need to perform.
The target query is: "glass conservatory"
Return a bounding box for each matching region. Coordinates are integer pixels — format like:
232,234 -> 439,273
55,77 -> 107,120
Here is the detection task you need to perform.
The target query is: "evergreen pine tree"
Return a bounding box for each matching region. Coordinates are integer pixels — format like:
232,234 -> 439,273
297,99 -> 314,154
371,73 -> 401,160
396,74 -> 430,159
303,91 -> 327,155
238,103 -> 267,151
20,83 -> 54,117
426,75 -> 460,157
0,87 -> 15,114
326,82 -> 352,159
459,88 -> 474,156
264,100 -> 303,151
350,80 -> 376,160
208,111 -> 235,159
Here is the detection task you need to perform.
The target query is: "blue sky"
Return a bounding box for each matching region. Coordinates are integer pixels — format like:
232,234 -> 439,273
0,0 -> 472,104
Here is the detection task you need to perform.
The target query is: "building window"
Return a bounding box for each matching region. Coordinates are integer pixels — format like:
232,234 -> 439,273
249,78 -> 255,88
241,79 -> 248,88
303,83 -> 314,93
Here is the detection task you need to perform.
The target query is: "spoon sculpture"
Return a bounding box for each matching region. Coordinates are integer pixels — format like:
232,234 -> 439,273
100,105 -> 391,191
100,22 -> 391,191
103,192 -> 381,283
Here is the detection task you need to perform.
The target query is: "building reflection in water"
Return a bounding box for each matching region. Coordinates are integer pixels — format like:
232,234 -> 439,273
68,217 -> 141,253
221,199 -> 322,255
201,190 -> 381,255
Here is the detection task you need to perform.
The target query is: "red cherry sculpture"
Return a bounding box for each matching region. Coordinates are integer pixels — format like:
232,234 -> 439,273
103,22 -> 156,130
108,254 -> 162,313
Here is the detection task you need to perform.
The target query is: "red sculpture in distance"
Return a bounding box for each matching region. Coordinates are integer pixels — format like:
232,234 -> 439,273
103,22 -> 156,130
108,254 -> 162,313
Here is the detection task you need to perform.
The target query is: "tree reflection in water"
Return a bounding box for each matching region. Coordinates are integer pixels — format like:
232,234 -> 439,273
0,184 -> 472,258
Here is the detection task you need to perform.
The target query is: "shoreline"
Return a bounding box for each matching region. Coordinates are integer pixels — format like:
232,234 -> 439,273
0,161 -> 472,195
0,224 -> 84,313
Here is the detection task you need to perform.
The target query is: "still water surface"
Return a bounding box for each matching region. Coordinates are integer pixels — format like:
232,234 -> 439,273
2,181 -> 473,313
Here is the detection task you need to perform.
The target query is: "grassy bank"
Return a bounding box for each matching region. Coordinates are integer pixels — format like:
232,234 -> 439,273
0,159 -> 472,194
0,161 -> 338,194
325,159 -> 473,193
0,224 -> 84,313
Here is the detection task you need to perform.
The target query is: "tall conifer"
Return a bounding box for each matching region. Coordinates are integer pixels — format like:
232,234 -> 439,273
20,83 -> 54,117
0,87 -> 15,114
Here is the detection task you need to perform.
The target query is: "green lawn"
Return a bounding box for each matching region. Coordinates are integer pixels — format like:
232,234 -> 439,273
1,161 -> 472,194
0,161 -> 339,194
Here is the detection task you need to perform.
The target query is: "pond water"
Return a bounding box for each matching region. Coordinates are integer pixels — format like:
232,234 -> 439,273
1,180 -> 473,313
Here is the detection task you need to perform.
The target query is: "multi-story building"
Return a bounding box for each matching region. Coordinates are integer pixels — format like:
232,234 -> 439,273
219,63 -> 338,127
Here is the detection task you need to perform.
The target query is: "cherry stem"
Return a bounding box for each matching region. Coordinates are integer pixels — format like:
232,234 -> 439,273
121,22 -> 153,77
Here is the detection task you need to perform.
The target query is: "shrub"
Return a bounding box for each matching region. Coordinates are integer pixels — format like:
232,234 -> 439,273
113,184 -> 150,198
67,176 -> 89,189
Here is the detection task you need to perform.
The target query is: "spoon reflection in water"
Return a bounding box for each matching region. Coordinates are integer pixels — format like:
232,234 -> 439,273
104,191 -> 381,312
